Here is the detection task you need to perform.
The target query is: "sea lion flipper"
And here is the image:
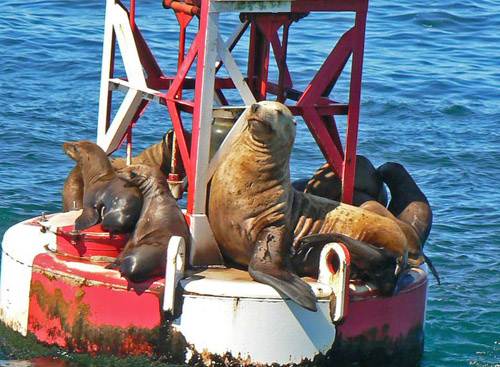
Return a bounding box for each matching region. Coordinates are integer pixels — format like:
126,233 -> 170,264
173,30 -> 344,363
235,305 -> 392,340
75,207 -> 100,231
249,266 -> 318,311
118,245 -> 166,283
297,233 -> 407,296
423,254 -> 441,285
248,228 -> 317,312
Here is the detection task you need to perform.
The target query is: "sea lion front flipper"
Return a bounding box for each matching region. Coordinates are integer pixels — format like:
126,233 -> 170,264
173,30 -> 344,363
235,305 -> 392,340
75,207 -> 100,231
297,233 -> 407,296
119,245 -> 166,283
248,227 -> 317,312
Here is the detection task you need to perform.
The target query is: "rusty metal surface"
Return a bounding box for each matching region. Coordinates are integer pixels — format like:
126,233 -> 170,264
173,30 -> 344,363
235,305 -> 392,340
27,253 -> 187,358
26,252 -> 427,365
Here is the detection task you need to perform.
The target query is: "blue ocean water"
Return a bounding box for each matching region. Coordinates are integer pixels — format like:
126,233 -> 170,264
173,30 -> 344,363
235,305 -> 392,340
0,0 -> 499,366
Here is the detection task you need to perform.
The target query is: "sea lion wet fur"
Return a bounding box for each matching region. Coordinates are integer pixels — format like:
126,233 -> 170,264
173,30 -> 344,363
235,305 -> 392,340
303,155 -> 388,207
62,140 -> 143,233
359,162 -> 433,267
107,164 -> 191,282
62,130 -> 181,212
208,101 -> 409,311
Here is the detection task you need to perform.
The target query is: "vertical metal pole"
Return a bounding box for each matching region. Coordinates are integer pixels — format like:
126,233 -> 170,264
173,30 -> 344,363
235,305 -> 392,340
97,0 -> 117,139
130,0 -> 136,30
277,20 -> 291,102
342,3 -> 367,204
188,0 -> 218,214
187,0 -> 224,265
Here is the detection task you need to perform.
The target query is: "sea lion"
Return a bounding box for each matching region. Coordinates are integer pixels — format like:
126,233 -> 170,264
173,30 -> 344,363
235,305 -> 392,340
378,162 -> 432,245
208,101 -> 409,311
107,164 -> 191,282
62,141 -> 143,233
62,165 -> 85,211
62,130 -> 183,212
303,155 -> 388,207
357,162 -> 435,268
293,233 -> 407,295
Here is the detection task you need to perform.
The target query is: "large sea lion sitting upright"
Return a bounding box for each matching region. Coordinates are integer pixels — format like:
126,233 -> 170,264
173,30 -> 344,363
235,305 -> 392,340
108,164 -> 191,282
62,141 -> 143,233
208,101 -> 410,311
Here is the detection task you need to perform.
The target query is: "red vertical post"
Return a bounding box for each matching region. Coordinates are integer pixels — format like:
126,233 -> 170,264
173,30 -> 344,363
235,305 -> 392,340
247,20 -> 270,101
186,0 -> 215,215
342,4 -> 367,204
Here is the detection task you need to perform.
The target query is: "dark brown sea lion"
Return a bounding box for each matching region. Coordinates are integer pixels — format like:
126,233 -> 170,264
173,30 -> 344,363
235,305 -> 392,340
62,130 -> 182,212
293,233 -> 407,295
303,155 -> 388,207
107,164 -> 191,282
208,101 -> 409,311
357,162 -> 435,273
378,162 -> 432,246
62,141 -> 143,233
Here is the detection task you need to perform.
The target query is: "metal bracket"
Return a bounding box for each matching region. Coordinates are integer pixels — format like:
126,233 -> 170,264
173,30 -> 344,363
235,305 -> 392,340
317,242 -> 350,323
163,236 -> 186,315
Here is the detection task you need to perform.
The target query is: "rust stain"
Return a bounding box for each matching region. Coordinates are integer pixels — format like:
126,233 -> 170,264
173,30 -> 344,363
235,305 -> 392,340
28,279 -> 188,362
183,323 -> 424,367
26,262 -> 423,366
324,324 -> 425,367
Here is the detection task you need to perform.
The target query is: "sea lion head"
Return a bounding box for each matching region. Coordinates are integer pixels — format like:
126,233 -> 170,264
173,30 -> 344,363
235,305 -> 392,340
117,164 -> 150,185
246,101 -> 296,150
62,140 -> 114,183
117,164 -> 171,197
62,140 -> 112,168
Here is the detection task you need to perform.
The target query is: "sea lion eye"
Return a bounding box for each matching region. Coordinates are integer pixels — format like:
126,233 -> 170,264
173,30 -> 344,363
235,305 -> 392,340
276,109 -> 284,116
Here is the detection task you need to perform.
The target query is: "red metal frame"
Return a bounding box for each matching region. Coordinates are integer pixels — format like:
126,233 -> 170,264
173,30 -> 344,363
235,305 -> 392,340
101,0 -> 368,235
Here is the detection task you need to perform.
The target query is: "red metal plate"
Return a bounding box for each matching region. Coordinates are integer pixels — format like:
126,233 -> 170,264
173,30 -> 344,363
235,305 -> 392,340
56,224 -> 129,258
28,253 -> 163,355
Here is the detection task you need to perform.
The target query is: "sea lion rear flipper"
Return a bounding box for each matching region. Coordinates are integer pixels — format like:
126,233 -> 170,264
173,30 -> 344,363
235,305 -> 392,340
75,207 -> 100,231
248,228 -> 317,312
297,233 -> 407,296
423,254 -> 441,285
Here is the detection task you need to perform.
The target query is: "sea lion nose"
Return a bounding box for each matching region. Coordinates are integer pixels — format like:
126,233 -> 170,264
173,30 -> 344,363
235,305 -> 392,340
251,103 -> 261,114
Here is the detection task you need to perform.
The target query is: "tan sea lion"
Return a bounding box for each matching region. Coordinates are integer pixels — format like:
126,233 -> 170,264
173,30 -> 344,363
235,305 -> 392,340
62,165 -> 85,211
107,164 -> 191,282
303,155 -> 388,207
62,141 -> 143,233
208,101 -> 409,311
62,130 -> 182,212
